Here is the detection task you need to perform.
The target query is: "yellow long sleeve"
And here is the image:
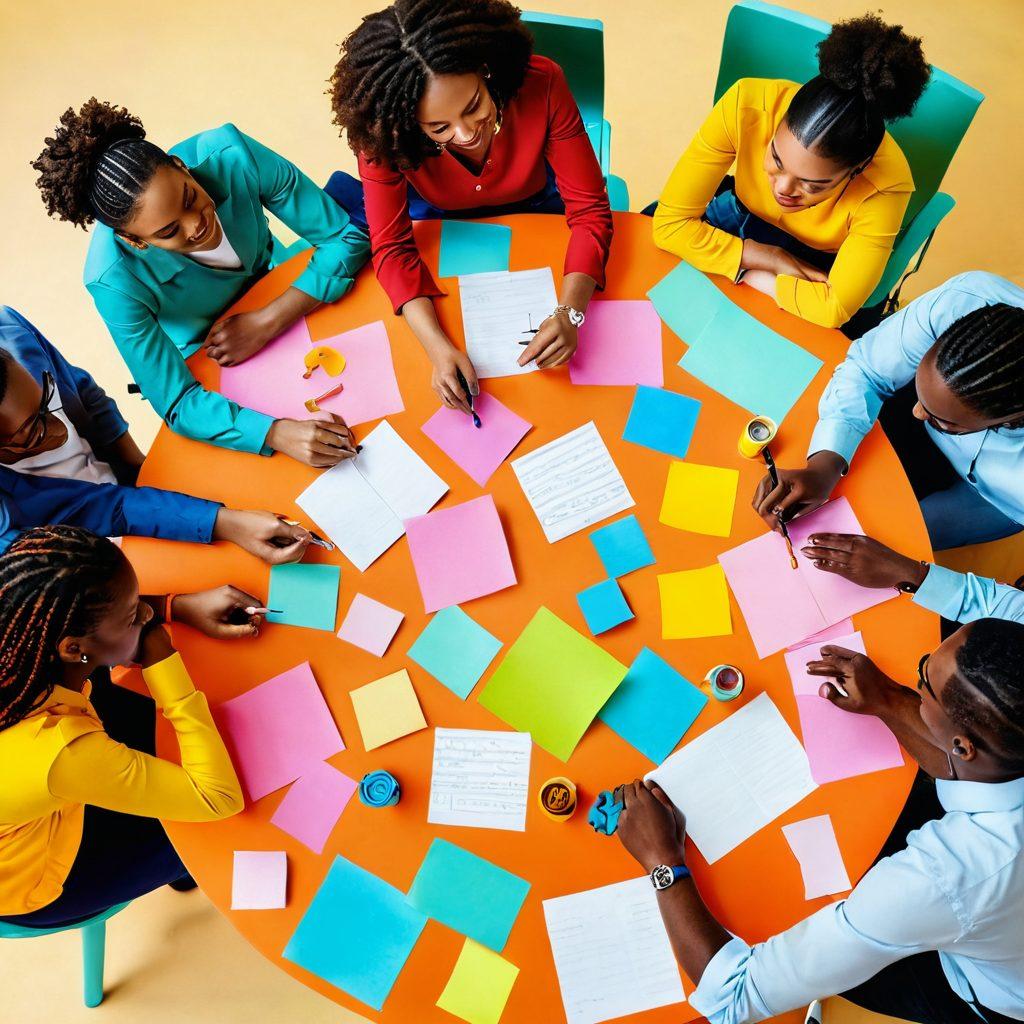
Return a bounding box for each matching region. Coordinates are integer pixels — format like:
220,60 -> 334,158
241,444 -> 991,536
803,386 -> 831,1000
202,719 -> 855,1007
48,653 -> 243,822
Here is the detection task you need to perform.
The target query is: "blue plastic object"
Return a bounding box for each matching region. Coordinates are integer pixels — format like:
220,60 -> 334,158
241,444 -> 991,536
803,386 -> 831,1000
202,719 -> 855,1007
587,789 -> 624,836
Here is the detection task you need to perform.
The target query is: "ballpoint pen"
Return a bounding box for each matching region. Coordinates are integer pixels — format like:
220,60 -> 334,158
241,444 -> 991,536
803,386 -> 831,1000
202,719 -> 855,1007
244,606 -> 282,616
275,515 -> 336,552
763,447 -> 799,570
457,368 -> 482,429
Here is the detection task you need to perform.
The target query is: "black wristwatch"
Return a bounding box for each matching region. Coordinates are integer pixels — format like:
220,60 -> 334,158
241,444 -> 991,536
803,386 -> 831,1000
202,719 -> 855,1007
896,561 -> 930,595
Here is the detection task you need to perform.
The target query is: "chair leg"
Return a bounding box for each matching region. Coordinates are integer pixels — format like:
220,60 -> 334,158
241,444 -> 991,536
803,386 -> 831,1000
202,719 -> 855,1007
80,919 -> 107,1008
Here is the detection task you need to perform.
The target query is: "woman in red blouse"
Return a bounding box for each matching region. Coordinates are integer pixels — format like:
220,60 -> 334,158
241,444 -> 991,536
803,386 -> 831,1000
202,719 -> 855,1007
328,0 -> 613,414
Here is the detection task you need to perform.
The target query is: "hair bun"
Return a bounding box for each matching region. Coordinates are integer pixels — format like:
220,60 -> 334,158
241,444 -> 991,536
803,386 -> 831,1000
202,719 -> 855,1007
817,13 -> 930,121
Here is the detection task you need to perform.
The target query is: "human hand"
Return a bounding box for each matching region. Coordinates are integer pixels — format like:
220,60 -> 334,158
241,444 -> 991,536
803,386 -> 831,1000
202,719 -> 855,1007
171,586 -> 264,640
751,450 -> 846,529
804,645 -> 903,713
429,345 -> 479,415
267,414 -> 358,467
203,309 -> 278,366
213,509 -> 311,565
136,622 -> 177,668
615,779 -> 687,872
518,310 -> 577,370
800,533 -> 928,590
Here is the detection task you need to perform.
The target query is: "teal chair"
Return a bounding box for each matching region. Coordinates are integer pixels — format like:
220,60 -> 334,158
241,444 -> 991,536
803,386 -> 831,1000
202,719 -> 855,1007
713,0 -> 984,310
0,900 -> 131,1007
522,11 -> 631,211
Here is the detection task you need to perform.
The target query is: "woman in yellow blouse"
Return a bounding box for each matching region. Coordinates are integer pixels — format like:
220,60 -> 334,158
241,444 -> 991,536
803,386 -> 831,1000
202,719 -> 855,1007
0,526 -> 243,925
652,14 -> 930,329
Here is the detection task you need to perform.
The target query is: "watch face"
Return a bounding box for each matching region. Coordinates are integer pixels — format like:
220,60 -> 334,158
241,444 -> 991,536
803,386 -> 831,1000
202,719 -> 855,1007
651,865 -> 674,890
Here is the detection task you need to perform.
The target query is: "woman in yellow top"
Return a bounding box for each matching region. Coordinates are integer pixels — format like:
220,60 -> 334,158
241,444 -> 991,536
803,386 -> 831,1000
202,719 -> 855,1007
652,14 -> 931,329
0,526 -> 243,925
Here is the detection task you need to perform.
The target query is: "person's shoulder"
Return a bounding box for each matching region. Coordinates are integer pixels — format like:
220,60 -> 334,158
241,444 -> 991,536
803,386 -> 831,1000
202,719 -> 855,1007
83,224 -> 132,290
0,305 -> 35,339
727,77 -> 800,111
942,270 -> 1024,307
863,132 -> 914,194
169,123 -> 248,167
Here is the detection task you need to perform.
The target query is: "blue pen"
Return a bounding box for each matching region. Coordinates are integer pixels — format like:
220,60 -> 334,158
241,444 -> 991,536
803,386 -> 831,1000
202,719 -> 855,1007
456,369 -> 482,429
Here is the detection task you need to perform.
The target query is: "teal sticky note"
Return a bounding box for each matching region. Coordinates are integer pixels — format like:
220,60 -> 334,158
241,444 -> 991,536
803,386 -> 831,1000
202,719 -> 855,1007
439,221 -> 512,277
589,515 -> 655,578
266,563 -> 340,631
408,606 -> 502,699
598,647 -> 708,763
678,302 -> 824,424
283,855 -> 426,1011
406,838 -> 529,952
647,259 -> 726,345
623,385 -> 702,458
577,579 -> 634,635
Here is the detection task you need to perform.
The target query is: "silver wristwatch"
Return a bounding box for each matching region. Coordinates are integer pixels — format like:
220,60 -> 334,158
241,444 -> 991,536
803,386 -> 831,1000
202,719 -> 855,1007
651,864 -> 691,891
552,304 -> 585,328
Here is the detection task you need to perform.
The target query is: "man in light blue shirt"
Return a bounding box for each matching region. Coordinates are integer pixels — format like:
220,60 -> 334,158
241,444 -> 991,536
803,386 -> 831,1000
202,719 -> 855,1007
753,271 -> 1024,549
614,618 -> 1024,1024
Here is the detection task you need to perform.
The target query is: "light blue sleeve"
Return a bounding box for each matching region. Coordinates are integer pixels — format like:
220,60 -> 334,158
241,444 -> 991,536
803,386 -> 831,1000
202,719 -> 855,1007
914,563 -> 1024,624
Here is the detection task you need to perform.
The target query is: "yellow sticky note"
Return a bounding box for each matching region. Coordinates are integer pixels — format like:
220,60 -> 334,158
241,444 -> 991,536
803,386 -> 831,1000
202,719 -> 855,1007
659,462 -> 739,537
658,565 -> 733,639
437,939 -> 519,1024
350,669 -> 427,751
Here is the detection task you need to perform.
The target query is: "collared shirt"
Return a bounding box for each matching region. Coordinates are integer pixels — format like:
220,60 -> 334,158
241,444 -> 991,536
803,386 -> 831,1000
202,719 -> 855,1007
810,271 -> 1024,523
652,78 -> 914,328
914,563 -> 1024,624
359,55 -> 613,314
690,776 -> 1024,1024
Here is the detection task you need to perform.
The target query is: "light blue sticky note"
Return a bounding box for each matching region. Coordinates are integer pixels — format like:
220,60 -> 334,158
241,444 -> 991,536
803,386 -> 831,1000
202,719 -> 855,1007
598,647 -> 708,763
678,302 -> 824,424
283,856 -> 426,1011
623,385 -> 702,458
576,579 -> 634,636
647,259 -> 727,345
590,515 -> 656,578
266,563 -> 340,631
408,606 -> 502,699
439,221 -> 512,277
406,838 -> 530,952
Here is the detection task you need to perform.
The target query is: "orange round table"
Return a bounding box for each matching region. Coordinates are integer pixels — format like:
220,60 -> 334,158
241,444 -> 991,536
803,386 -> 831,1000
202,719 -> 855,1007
128,212 -> 937,1024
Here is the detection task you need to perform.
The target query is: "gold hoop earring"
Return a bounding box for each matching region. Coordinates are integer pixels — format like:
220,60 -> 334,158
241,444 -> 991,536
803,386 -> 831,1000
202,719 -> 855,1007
493,108 -> 503,136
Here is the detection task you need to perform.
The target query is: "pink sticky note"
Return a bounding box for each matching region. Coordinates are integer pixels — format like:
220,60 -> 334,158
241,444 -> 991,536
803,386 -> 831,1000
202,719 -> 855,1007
338,594 -> 404,657
786,619 -> 854,651
422,393 -> 532,486
569,300 -> 665,386
270,761 -> 358,854
404,495 -> 517,612
231,850 -> 288,910
784,632 -> 866,695
219,319 -> 403,426
782,816 -> 852,899
214,662 -> 344,803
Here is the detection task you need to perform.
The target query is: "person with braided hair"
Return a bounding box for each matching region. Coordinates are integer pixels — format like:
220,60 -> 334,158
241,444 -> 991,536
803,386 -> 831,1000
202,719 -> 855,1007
612,618 -> 1024,1024
651,13 -> 930,330
754,271 -> 1024,550
32,100 -> 368,467
0,527 -> 243,927
327,0 -> 612,414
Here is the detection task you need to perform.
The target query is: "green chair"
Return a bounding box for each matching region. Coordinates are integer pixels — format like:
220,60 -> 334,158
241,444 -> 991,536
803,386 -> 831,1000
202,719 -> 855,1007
522,11 -> 631,211
713,0 -> 984,309
0,900 -> 131,1007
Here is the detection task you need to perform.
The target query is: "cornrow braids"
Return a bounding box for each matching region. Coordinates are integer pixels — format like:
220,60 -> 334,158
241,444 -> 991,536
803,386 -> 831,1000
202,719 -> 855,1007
0,526 -> 123,730
935,303 -> 1024,423
32,98 -> 174,230
330,0 -> 533,170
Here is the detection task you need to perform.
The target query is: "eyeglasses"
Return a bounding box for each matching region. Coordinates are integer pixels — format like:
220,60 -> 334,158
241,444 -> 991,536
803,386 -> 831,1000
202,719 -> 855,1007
0,372 -> 59,454
917,653 -> 938,702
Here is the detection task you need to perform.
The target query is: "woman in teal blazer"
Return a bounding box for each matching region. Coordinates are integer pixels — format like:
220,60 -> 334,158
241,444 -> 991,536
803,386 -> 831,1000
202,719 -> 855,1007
33,100 -> 370,467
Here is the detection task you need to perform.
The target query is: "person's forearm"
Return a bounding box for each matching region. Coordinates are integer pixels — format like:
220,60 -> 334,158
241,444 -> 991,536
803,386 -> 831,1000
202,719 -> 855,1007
259,285 -> 320,336
655,878 -> 732,984
876,685 -> 952,779
402,296 -> 453,359
740,238 -> 782,273
559,272 -> 597,313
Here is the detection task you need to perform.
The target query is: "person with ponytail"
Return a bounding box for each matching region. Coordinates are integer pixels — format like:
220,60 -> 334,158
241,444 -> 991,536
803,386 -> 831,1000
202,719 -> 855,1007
32,102 -> 369,467
327,0 -> 613,415
0,527 -> 243,926
754,271 -> 1024,551
652,13 -> 930,329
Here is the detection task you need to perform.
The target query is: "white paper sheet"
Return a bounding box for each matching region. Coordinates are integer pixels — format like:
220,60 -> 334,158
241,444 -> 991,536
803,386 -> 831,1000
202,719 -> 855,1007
646,693 -> 817,864
296,421 -> 447,571
428,727 -> 531,831
459,268 -> 558,378
543,877 -> 686,1024
511,421 -> 634,542
782,815 -> 852,899
231,850 -> 287,910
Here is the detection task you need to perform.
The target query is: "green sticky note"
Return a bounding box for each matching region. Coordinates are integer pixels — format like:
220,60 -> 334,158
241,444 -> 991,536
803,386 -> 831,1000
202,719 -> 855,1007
407,838 -> 529,952
439,221 -> 512,277
437,939 -> 519,1024
408,606 -> 502,699
478,607 -> 627,761
647,259 -> 727,345
266,563 -> 340,631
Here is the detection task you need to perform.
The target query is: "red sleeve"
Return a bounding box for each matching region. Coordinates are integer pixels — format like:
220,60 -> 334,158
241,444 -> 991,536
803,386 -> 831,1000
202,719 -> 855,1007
358,153 -> 444,314
543,62 -> 613,288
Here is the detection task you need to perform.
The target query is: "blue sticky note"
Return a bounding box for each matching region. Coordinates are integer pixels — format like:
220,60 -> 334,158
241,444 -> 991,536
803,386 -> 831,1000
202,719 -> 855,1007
590,515 -> 655,578
576,578 -> 634,636
439,221 -> 512,277
678,302 -> 824,424
408,606 -> 502,699
598,647 -> 708,763
283,856 -> 426,1011
266,563 -> 340,631
406,839 -> 530,952
623,385 -> 702,458
647,259 -> 726,345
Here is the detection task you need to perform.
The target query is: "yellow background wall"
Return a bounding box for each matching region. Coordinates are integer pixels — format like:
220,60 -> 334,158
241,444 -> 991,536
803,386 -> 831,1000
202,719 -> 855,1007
1,1 -> 1021,1021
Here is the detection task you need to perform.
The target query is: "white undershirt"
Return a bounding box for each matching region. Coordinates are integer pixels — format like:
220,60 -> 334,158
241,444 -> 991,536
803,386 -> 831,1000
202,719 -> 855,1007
187,215 -> 243,270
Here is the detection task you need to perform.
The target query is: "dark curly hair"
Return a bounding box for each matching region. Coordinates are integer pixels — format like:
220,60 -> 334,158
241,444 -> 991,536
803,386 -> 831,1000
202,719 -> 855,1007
32,98 -> 175,230
329,0 -> 533,171
786,13 -> 931,168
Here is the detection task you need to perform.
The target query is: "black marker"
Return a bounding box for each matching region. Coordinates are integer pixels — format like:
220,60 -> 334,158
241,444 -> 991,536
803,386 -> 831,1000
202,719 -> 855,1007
456,369 -> 482,429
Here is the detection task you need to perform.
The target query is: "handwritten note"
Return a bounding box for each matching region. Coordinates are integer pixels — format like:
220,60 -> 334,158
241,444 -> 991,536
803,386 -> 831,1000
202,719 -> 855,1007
512,422 -> 634,542
782,815 -> 853,899
428,728 -> 531,831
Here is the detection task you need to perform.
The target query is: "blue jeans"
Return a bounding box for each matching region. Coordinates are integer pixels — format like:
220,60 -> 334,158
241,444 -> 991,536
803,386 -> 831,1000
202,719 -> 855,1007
921,480 -> 1023,550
